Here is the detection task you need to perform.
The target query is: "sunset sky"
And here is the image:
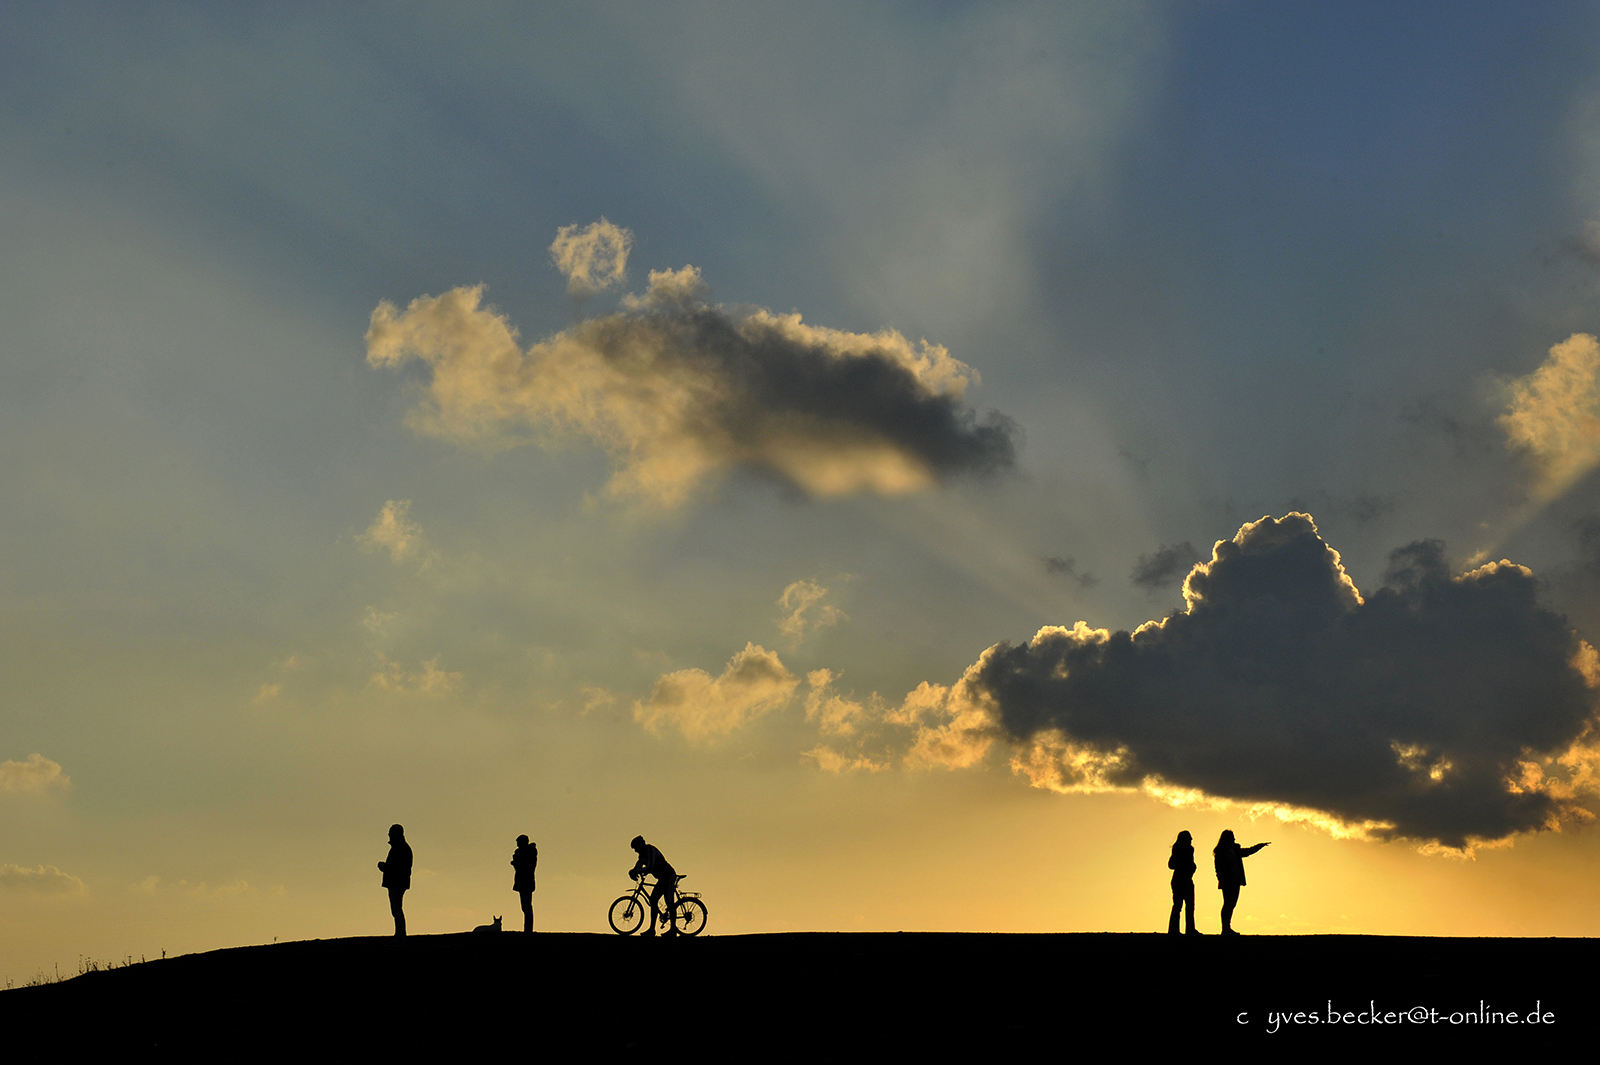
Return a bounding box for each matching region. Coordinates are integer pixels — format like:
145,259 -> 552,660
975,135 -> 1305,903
8,2 -> 1600,981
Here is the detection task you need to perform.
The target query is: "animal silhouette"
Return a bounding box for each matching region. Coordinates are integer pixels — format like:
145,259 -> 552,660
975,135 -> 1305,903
473,915 -> 502,933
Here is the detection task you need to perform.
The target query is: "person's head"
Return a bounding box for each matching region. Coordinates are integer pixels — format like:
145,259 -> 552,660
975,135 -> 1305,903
630,835 -> 646,852
1174,831 -> 1191,846
390,824 -> 405,841
517,834 -> 529,846
1215,830 -> 1234,850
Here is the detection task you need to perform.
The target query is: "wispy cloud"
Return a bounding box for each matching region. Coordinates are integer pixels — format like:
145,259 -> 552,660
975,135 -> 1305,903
369,655 -> 462,694
1042,556 -> 1098,588
1130,542 -> 1200,590
356,500 -> 436,567
777,579 -> 846,645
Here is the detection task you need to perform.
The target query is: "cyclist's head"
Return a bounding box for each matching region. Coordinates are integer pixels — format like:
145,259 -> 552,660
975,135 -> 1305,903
630,835 -> 646,851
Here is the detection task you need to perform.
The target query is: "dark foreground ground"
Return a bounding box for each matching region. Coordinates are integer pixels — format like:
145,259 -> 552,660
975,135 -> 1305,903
2,931 -> 1581,1052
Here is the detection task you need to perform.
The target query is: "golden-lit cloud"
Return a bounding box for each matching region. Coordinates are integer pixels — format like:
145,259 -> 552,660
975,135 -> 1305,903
356,500 -> 435,567
1008,729 -> 1134,794
1499,332 -> 1600,503
797,669 -> 998,775
549,217 -> 633,297
580,685 -> 617,715
802,745 -> 889,774
803,669 -> 869,736
778,580 -> 846,644
634,642 -> 799,741
366,254 -> 1014,508
0,753 -> 70,797
620,265 -> 709,310
0,864 -> 87,896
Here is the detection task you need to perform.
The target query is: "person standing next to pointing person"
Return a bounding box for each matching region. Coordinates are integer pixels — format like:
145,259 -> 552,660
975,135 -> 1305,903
1168,830 -> 1200,935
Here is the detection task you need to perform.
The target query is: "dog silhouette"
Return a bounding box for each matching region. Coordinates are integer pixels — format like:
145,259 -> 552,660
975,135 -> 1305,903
473,915 -> 502,933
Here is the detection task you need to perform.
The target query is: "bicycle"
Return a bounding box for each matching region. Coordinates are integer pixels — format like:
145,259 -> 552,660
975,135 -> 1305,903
608,874 -> 708,937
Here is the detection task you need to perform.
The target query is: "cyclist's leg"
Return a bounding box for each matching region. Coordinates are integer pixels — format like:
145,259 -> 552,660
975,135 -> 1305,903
646,878 -> 666,934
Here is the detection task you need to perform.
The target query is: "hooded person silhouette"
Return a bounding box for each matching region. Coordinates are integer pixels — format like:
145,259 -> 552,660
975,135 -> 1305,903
378,824 -> 413,937
512,834 -> 538,933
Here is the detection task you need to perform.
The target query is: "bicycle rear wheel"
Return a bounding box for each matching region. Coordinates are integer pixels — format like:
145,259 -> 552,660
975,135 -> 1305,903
674,897 -> 708,936
609,894 -> 647,935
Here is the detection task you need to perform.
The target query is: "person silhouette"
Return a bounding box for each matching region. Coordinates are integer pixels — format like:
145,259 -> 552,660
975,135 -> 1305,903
1213,830 -> 1268,935
628,835 -> 678,937
512,834 -> 538,933
378,823 -> 413,937
1167,831 -> 1200,935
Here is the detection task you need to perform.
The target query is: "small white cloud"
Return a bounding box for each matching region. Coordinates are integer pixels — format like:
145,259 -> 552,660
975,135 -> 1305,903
777,579 -> 847,645
369,655 -> 462,695
0,754 -> 70,797
356,501 -> 436,567
0,863 -> 87,896
363,606 -> 398,634
1499,333 -> 1600,503
580,685 -> 617,715
634,643 -> 799,741
549,218 -> 633,298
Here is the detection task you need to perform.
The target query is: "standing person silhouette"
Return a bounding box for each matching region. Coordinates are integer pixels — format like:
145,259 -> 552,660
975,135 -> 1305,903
1213,830 -> 1268,935
1167,831 -> 1200,935
628,835 -> 678,937
512,834 -> 538,933
378,824 -> 413,937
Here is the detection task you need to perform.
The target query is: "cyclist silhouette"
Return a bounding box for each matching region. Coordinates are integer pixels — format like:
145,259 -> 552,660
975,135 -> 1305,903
628,835 -> 678,937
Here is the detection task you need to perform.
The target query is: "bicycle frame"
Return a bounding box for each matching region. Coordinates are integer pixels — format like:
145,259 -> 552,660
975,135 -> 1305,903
608,875 -> 706,936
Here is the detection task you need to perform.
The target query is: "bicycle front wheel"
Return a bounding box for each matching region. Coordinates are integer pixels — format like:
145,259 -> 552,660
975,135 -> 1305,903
675,897 -> 708,937
609,894 -> 647,935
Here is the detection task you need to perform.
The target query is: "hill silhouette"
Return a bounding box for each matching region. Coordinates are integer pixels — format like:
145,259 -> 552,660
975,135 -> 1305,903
4,932 -> 1575,1051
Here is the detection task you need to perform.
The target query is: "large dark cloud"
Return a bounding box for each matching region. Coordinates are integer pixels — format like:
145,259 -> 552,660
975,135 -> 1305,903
967,513 -> 1598,847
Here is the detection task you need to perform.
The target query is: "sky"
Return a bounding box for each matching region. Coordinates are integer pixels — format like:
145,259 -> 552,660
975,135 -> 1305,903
6,1 -> 1600,979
